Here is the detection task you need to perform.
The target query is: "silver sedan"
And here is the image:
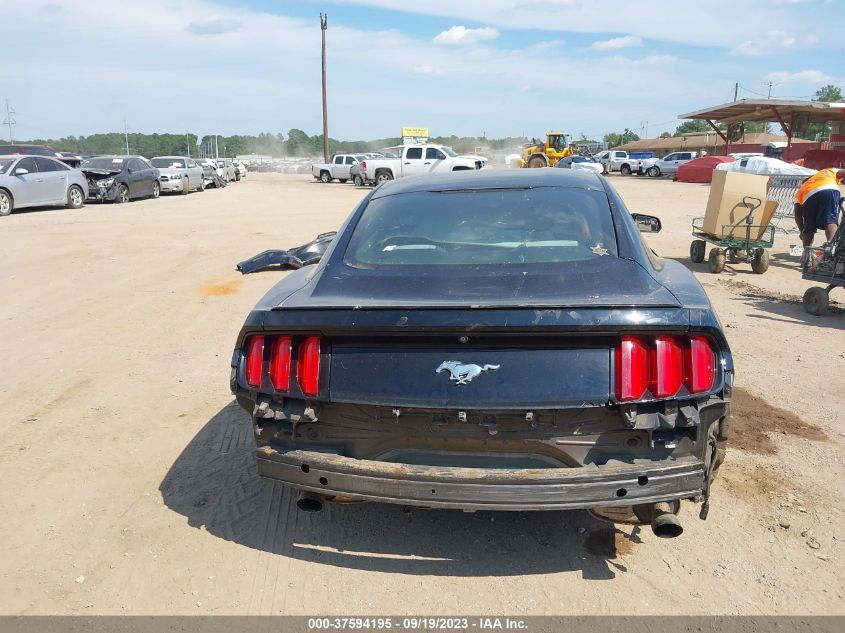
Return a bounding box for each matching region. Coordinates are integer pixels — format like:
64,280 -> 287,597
150,156 -> 205,194
0,155 -> 89,217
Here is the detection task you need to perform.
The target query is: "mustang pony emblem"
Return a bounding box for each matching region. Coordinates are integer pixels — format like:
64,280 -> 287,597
435,361 -> 500,385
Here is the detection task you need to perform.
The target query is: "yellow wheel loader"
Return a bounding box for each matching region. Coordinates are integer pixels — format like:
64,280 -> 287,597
519,132 -> 576,168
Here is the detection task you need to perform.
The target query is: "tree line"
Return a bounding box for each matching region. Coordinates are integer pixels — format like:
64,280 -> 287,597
21,129 -> 530,159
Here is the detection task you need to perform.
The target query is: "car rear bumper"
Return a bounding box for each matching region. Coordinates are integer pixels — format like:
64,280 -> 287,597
255,446 -> 705,511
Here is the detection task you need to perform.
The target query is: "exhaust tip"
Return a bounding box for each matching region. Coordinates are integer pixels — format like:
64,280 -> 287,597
652,513 -> 684,538
296,493 -> 323,513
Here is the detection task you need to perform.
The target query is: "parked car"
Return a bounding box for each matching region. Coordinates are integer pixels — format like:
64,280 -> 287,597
360,144 -> 486,185
597,150 -> 644,175
231,169 -> 731,537
0,155 -> 88,216
0,144 -> 84,167
234,161 -> 248,179
643,151 -> 699,178
216,159 -> 237,182
150,156 -> 205,194
555,155 -> 603,174
81,155 -> 160,203
311,153 -> 369,183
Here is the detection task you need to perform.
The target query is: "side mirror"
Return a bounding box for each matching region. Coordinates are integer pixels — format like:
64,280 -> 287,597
632,213 -> 662,233
14,168 -> 29,175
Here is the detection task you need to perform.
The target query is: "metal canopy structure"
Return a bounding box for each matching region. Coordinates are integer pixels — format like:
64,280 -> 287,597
678,99 -> 845,153
681,99 -> 845,125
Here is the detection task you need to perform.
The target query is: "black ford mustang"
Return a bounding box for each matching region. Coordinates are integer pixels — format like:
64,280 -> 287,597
231,169 -> 732,537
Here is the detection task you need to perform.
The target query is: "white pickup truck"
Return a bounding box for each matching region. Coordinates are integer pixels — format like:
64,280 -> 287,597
311,153 -> 369,183
361,144 -> 486,185
642,151 -> 699,178
595,150 -> 644,176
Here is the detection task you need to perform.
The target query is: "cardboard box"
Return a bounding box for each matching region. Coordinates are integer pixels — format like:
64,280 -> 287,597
702,171 -> 774,240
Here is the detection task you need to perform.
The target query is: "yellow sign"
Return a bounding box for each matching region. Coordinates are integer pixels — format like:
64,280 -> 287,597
402,127 -> 429,138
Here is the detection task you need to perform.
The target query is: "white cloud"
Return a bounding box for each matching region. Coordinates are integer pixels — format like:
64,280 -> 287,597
764,69 -> 831,84
186,17 -> 245,35
185,17 -> 245,35
433,25 -> 500,45
733,30 -> 803,55
529,39 -> 566,49
331,0 -> 839,49
590,35 -> 642,50
413,64 -> 440,75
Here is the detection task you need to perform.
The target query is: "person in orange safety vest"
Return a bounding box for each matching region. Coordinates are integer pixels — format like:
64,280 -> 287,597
793,168 -> 845,247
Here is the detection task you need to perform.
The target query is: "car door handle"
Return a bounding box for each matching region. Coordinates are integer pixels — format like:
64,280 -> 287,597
404,162 -> 411,165
424,162 -> 431,165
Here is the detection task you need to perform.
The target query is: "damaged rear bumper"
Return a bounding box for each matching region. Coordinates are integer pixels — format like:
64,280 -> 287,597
255,446 -> 705,511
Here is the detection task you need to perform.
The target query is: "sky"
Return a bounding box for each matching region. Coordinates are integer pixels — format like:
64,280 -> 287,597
2,0 -> 843,142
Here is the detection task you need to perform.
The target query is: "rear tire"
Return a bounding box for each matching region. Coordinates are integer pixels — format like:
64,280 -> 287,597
320,171 -> 331,183
375,171 -> 393,185
66,185 -> 85,209
181,177 -> 189,194
751,248 -> 769,274
802,287 -> 829,315
353,174 -> 364,187
648,166 -> 661,178
620,164 -> 631,176
199,178 -> 206,192
152,181 -> 160,199
690,239 -> 706,263
114,184 -> 129,204
708,248 -> 725,273
0,189 -> 13,216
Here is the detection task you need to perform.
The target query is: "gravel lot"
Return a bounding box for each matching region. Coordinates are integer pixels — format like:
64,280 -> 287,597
0,173 -> 842,615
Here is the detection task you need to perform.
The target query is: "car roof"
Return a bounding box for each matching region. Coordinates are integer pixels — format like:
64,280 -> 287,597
370,168 -> 605,199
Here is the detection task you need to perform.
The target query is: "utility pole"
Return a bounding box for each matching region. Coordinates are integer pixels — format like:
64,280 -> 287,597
734,82 -> 739,101
186,133 -> 191,157
215,135 -> 219,159
3,100 -> 16,142
320,13 -> 329,163
764,82 -> 778,99
123,119 -> 130,154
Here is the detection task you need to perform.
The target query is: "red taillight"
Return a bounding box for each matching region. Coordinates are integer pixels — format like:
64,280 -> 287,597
615,336 -> 650,401
617,335 -> 716,401
269,336 -> 292,391
245,335 -> 265,388
651,336 -> 684,397
686,335 -> 715,393
297,336 -> 321,397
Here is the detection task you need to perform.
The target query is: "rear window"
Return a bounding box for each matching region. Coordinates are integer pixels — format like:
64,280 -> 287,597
344,187 -> 617,267
151,158 -> 185,168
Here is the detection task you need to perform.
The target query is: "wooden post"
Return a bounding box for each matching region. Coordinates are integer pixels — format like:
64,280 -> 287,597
320,14 -> 329,164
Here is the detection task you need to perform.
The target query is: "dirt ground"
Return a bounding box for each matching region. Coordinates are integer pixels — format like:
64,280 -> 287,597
0,172 -> 842,616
